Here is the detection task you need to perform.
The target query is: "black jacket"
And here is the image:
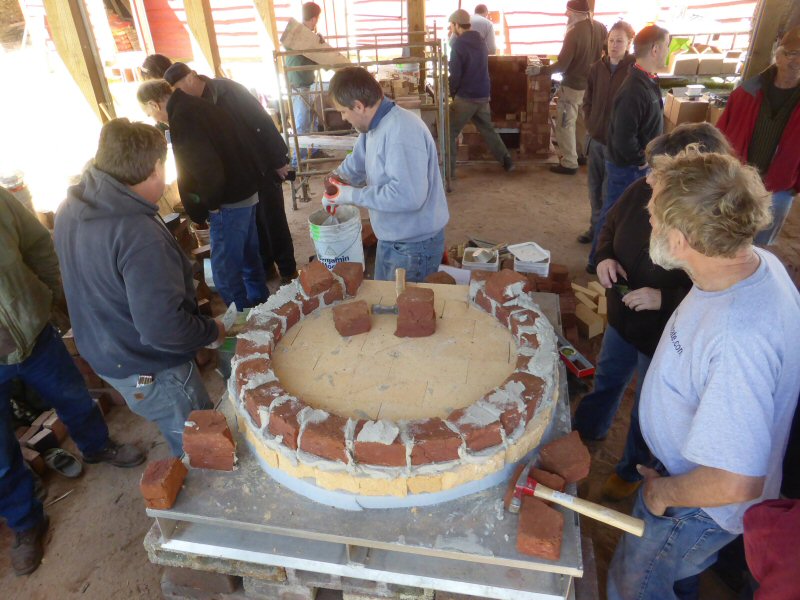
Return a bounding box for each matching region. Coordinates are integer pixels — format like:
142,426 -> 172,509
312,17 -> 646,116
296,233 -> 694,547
606,65 -> 664,167
449,30 -> 491,100
594,177 -> 692,356
584,54 -> 635,145
199,76 -> 289,179
54,167 -> 218,378
166,89 -> 260,222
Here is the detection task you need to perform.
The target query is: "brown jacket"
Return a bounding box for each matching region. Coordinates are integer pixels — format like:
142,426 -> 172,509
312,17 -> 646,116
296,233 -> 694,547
583,54 -> 635,145
549,18 -> 607,90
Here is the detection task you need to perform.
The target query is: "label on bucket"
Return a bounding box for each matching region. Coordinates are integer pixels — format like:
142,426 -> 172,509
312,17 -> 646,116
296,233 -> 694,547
308,206 -> 365,270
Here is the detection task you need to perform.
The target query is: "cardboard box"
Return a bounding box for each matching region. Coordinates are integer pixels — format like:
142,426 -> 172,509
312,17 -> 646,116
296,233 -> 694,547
664,47 -> 700,76
665,93 -> 709,125
706,104 -> 725,126
696,46 -> 725,76
722,50 -> 742,75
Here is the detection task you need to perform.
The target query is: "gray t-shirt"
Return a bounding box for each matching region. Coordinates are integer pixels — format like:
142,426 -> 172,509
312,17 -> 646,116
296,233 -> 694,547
640,248 -> 800,533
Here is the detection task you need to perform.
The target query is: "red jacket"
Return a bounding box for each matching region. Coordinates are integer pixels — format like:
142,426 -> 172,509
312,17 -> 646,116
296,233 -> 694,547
717,67 -> 800,193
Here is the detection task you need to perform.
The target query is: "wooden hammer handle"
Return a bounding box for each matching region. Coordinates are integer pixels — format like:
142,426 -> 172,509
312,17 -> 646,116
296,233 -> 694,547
395,268 -> 406,298
534,484 -> 645,537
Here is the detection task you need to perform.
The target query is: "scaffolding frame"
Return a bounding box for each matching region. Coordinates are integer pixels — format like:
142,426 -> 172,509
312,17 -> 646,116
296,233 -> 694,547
274,28 -> 450,209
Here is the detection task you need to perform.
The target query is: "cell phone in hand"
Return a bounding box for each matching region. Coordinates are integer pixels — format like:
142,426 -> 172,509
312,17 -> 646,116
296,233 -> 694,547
612,277 -> 630,296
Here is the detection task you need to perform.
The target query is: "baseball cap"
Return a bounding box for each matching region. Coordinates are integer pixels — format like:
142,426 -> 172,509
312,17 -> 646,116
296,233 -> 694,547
163,62 -> 192,86
449,9 -> 471,26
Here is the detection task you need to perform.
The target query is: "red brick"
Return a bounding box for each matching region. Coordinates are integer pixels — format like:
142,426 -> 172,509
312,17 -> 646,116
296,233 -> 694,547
517,497 -> 564,560
300,413 -> 348,463
353,421 -> 406,467
43,412 -> 68,444
299,260 -> 335,296
518,331 -> 540,349
235,335 -> 273,357
274,301 -> 301,330
246,315 -> 284,344
509,309 -> 539,336
235,357 -> 271,395
446,409 -> 503,452
73,355 -> 103,388
396,287 -> 436,338
62,330 -> 78,356
549,263 -> 569,282
498,403 -> 524,436
332,262 -> 364,296
530,468 -> 566,493
538,431 -> 591,483
408,418 -> 462,465
26,428 -> 58,453
243,383 -> 285,427
473,288 -> 495,315
424,271 -> 456,285
140,457 -> 187,509
295,293 -> 320,316
333,301 -> 371,337
268,399 -> 305,450
322,280 -> 345,304
486,269 -> 532,304
503,372 -> 545,422
183,411 -> 236,471
20,446 -> 46,476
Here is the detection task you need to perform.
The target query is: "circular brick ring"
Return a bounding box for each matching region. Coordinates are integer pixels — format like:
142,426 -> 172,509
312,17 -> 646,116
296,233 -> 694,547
230,262 -> 560,498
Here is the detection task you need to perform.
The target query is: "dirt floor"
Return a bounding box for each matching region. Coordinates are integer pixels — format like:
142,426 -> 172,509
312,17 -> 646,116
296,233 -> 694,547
2,34 -> 797,600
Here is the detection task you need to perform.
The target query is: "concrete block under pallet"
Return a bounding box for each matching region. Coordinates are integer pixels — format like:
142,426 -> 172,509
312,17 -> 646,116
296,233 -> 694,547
161,566 -> 244,599
343,589 -> 433,600
243,576 -> 318,600
341,577 -> 435,599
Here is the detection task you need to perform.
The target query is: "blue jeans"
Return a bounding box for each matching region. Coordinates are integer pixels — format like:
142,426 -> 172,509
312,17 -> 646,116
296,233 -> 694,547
589,161 -> 645,266
209,204 -> 268,311
375,229 -> 445,283
608,487 -> 737,600
754,190 -> 794,246
586,138 -> 606,236
574,325 -> 652,481
291,85 -> 322,162
1,325 -> 108,531
103,361 -> 210,456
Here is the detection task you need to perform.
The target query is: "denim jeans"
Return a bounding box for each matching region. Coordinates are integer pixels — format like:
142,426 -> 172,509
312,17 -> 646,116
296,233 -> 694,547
608,487 -> 737,600
586,138 -> 606,235
573,325 -> 652,481
375,229 -> 445,283
754,190 -> 794,246
1,325 -> 108,531
589,161 -> 645,266
103,361 -> 210,456
209,203 -> 268,311
449,98 -> 510,175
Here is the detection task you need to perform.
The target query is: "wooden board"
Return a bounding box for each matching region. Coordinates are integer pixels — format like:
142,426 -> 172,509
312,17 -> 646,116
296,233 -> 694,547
280,18 -> 350,66
271,281 -> 517,421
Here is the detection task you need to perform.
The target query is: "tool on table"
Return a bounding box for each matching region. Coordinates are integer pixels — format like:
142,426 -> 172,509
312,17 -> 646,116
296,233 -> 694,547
371,268 -> 406,315
554,330 -> 595,378
509,454 -> 645,537
322,175 -> 343,225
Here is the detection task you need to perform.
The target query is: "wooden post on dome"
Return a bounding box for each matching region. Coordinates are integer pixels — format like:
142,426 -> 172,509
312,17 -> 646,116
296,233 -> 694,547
42,0 -> 116,123
184,0 -> 224,77
407,0 -> 426,82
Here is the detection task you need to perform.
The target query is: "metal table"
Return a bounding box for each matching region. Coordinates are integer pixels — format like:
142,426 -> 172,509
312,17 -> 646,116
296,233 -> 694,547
145,360 -> 580,600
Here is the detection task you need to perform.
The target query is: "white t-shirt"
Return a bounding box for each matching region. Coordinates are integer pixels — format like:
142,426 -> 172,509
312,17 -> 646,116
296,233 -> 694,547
470,15 -> 496,55
640,248 -> 800,533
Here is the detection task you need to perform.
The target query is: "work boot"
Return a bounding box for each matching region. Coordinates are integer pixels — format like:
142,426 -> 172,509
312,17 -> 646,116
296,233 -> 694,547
550,164 -> 578,175
83,440 -> 145,468
280,270 -> 300,286
576,229 -> 593,244
11,515 -> 50,576
602,473 -> 642,501
503,155 -> 515,172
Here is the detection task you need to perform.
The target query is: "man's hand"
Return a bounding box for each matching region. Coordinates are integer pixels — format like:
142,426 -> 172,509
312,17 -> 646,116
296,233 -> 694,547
638,465 -> 667,516
275,164 -> 292,180
322,176 -> 354,214
596,259 -> 628,288
207,319 -> 226,349
622,287 -> 662,311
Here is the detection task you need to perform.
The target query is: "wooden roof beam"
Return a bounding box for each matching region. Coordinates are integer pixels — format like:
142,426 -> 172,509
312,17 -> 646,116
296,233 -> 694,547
184,0 -> 223,77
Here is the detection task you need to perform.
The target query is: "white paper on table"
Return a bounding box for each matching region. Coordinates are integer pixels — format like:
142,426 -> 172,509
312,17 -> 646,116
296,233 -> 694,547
508,242 -> 550,264
438,265 -> 471,285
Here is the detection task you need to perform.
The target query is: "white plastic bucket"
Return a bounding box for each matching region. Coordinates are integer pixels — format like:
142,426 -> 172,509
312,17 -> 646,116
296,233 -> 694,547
308,205 -> 365,269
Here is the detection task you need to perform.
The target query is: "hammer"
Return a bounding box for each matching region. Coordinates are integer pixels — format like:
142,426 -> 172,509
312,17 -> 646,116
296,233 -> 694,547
371,268 -> 406,315
509,454 -> 645,537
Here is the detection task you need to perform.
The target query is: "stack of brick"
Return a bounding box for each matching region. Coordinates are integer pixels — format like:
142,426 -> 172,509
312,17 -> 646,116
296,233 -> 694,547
457,56 -> 551,161
571,280 -> 608,340
63,328 -> 125,410
16,408 -> 71,474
